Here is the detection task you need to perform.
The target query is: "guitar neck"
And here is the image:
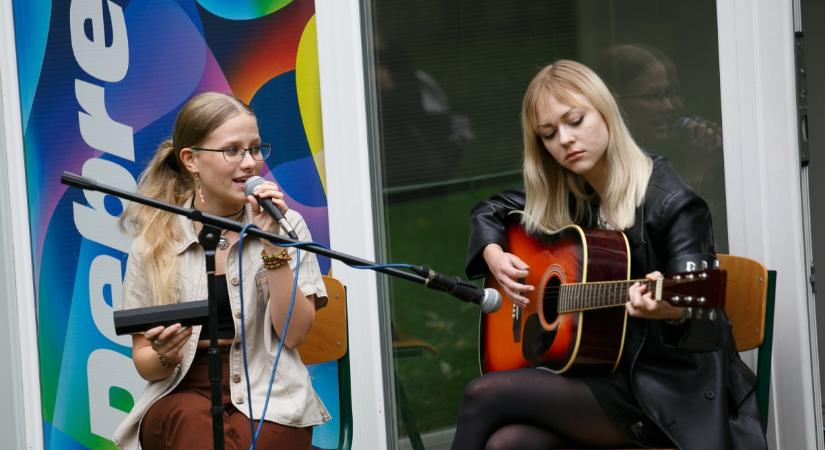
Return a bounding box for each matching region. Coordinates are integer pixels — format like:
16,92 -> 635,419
558,278 -> 658,313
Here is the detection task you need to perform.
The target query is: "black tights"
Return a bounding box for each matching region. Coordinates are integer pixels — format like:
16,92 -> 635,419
451,369 -> 632,450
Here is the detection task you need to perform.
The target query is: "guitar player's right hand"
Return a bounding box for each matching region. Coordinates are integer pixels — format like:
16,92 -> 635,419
483,243 -> 534,307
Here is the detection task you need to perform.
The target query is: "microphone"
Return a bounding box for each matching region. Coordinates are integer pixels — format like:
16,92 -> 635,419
672,116 -> 720,136
412,266 -> 502,313
672,116 -> 701,131
244,176 -> 299,240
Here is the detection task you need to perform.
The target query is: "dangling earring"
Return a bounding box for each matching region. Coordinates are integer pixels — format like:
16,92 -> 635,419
194,173 -> 206,207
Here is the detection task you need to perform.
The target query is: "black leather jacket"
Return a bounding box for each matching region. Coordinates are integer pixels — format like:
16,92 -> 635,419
466,155 -> 766,450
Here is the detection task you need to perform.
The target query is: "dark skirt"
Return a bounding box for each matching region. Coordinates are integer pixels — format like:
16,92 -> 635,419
584,365 -> 672,448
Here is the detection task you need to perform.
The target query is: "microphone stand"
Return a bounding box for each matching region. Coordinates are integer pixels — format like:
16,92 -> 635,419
198,224 -> 225,450
60,171 -> 486,447
61,171 -> 427,284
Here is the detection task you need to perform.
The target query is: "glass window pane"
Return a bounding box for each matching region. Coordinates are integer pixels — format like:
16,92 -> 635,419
367,0 -> 726,444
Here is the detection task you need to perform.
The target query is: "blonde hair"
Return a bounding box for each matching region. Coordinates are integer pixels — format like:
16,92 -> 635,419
520,60 -> 652,233
121,92 -> 254,304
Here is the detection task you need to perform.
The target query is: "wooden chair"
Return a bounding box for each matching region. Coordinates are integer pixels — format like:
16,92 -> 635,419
298,275 -> 353,450
299,276 -> 439,450
717,254 -> 777,425
299,275 -> 348,365
564,254 -> 776,450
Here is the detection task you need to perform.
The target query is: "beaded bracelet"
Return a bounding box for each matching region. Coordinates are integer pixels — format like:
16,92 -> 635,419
261,247 -> 291,270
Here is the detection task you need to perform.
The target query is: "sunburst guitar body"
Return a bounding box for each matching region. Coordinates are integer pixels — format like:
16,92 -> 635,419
480,224 -> 725,375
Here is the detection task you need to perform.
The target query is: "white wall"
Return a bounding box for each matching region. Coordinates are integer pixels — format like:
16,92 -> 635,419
316,1 -> 396,448
0,0 -> 45,448
0,82 -> 28,450
717,0 -> 821,448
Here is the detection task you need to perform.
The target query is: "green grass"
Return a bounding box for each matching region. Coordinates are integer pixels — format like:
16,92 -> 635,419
384,181 -> 519,434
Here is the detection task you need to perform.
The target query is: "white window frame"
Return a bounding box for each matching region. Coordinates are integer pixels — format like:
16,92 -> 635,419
316,1 -> 395,449
717,1 -> 821,449
0,0 -> 46,448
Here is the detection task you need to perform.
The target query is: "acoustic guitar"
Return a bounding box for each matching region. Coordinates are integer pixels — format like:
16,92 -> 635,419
480,224 -> 726,375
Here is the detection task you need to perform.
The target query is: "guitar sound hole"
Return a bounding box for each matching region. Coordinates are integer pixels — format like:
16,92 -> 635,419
542,277 -> 561,324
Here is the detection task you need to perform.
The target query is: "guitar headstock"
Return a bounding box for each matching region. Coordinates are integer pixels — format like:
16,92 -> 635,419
659,267 -> 727,312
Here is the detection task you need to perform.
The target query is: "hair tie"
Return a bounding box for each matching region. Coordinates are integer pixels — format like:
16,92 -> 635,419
165,147 -> 181,173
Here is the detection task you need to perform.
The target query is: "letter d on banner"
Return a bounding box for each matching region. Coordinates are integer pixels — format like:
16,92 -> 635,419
87,349 -> 144,440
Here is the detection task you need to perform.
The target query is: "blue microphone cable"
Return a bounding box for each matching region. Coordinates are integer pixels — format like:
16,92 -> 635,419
235,227 -> 421,449
236,224 -> 300,449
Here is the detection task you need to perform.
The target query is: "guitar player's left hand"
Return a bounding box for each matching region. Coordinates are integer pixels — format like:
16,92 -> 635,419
626,271 -> 685,321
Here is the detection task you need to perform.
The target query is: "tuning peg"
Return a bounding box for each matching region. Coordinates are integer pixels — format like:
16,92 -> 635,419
684,296 -> 693,305
708,309 -> 717,321
686,274 -> 695,280
698,297 -> 706,305
701,260 -> 708,269
686,261 -> 696,271
699,272 -> 708,280
713,259 -> 720,269
671,296 -> 680,304
695,308 -> 704,320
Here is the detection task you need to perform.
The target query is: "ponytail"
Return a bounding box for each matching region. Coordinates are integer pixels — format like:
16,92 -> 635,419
121,138 -> 194,305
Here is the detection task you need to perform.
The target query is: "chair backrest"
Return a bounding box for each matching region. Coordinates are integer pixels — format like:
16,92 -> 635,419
717,254 -> 769,351
298,275 -> 348,365
296,275 -> 353,450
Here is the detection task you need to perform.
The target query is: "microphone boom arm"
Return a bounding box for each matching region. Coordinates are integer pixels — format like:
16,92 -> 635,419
62,171 -> 458,291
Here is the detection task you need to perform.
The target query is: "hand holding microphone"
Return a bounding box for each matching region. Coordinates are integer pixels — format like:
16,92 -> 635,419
244,176 -> 299,240
672,116 -> 723,151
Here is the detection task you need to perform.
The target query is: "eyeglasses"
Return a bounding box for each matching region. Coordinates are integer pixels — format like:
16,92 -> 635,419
191,144 -> 271,163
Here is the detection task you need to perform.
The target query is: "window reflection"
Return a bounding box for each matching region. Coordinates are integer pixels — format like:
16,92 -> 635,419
368,0 -> 726,445
596,44 -> 727,249
376,35 -> 475,190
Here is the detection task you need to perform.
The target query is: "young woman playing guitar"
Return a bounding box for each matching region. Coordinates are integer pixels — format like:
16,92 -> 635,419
451,60 -> 766,450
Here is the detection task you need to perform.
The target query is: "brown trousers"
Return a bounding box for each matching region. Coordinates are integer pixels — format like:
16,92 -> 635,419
140,347 -> 312,450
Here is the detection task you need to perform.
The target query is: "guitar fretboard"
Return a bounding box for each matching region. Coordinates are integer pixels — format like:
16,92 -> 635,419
557,279 -> 658,313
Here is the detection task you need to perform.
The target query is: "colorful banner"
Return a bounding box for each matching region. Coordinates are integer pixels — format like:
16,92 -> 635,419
12,0 -> 342,448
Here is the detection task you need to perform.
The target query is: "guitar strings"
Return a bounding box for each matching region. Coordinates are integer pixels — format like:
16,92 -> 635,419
525,285 -> 716,310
